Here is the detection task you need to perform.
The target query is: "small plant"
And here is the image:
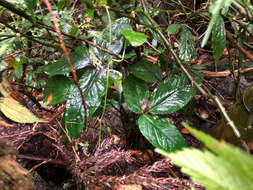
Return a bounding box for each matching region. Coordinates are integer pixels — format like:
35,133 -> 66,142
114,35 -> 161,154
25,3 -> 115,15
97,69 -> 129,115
156,123 -> 253,190
0,0 -> 252,153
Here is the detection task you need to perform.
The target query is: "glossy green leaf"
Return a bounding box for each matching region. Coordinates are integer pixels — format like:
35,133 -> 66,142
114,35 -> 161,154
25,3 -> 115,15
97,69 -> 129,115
150,74 -> 192,114
123,75 -> 149,114
43,76 -> 73,105
179,27 -> 196,62
63,70 -> 106,138
92,18 -> 132,61
121,30 -> 147,46
129,59 -> 162,83
138,115 -> 187,152
167,24 -> 182,34
157,125 -> 253,190
212,15 -> 226,61
38,46 -> 91,75
0,97 -> 46,123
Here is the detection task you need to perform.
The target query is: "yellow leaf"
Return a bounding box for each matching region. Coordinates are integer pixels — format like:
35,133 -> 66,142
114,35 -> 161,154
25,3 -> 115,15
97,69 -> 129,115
0,97 -> 46,123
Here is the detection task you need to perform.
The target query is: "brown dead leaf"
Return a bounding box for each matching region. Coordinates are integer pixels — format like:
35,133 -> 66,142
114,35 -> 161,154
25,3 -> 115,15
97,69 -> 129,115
46,92 -> 53,105
181,128 -> 190,134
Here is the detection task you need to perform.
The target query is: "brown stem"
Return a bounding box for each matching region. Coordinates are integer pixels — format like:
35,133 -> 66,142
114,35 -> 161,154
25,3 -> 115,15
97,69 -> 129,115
0,0 -> 132,64
17,154 -> 68,165
226,30 -> 253,61
43,0 -> 88,128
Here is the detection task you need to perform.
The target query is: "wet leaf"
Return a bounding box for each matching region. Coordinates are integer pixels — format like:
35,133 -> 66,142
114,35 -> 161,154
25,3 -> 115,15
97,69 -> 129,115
92,18 -> 132,61
129,59 -> 162,83
212,15 -> 226,61
179,27 -> 196,62
63,70 -> 106,138
0,97 -> 46,123
138,114 -> 187,152
167,24 -> 182,34
150,74 -> 192,114
43,75 -> 73,105
38,46 -> 91,75
121,30 -> 147,46
201,0 -> 233,47
123,75 -> 149,114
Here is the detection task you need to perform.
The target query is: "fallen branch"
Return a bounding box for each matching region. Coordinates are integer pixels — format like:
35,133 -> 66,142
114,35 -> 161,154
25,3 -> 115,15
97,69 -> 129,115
200,67 -> 253,77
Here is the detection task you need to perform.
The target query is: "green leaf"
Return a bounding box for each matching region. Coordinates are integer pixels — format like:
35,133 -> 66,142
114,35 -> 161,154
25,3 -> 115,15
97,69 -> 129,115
129,59 -> 162,83
138,115 -> 187,152
157,125 -> 253,190
108,69 -> 123,94
179,27 -> 196,62
138,15 -> 163,45
212,15 -> 226,61
63,70 -> 106,138
38,46 -> 91,75
43,76 -> 73,105
123,75 -> 149,114
85,0 -> 95,19
12,64 -> 23,79
24,0 -> 37,10
0,97 -> 46,123
57,0 -> 66,11
150,74 -> 192,114
0,44 -> 8,56
243,86 -> 253,112
121,30 -> 147,46
92,18 -> 132,61
201,0 -> 233,47
167,24 -> 182,34
97,0 -> 107,6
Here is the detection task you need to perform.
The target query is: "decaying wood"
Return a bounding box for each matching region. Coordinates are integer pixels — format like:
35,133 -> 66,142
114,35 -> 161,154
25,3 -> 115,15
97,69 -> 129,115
0,139 -> 33,190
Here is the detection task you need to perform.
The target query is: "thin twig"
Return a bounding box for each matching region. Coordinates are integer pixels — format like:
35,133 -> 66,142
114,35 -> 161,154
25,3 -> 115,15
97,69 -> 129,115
0,0 -> 132,64
226,30 -> 253,61
43,0 -> 88,129
17,154 -> 68,165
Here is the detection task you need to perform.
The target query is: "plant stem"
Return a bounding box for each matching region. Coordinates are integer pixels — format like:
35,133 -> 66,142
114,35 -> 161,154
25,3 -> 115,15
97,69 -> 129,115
43,0 -> 88,130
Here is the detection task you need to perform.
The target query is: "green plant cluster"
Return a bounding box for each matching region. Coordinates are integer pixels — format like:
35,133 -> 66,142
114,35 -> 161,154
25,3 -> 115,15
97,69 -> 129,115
0,0 -> 252,149
0,0 -> 253,188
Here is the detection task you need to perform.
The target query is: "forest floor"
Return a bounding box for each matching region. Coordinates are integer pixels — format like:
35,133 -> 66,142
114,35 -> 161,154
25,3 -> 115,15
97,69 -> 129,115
0,1 -> 253,189
0,63 -> 253,190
